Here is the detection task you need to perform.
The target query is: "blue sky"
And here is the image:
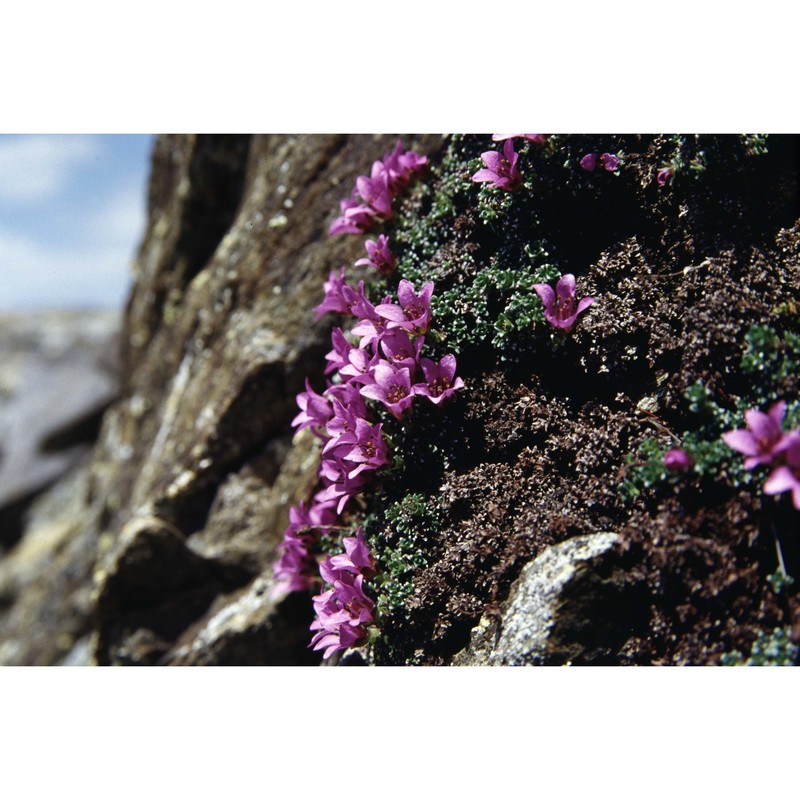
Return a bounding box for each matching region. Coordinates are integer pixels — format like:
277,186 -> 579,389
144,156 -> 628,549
0,134 -> 153,311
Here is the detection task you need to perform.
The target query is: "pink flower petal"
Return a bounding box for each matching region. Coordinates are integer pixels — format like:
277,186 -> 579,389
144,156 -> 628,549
767,400 -> 787,428
471,169 -> 498,183
533,283 -> 556,313
744,409 -> 778,443
763,465 -> 800,497
722,429 -> 760,457
556,274 -> 577,304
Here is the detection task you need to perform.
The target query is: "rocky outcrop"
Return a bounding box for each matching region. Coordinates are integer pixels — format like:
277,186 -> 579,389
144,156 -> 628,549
0,461 -> 97,664
452,533 -> 647,665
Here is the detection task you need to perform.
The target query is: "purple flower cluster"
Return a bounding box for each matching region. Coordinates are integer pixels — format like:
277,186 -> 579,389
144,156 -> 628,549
472,134 -> 547,192
313,274 -> 465,428
274,141 -> 463,659
329,142 -> 428,236
723,401 -> 800,509
309,528 -> 377,658
273,501 -> 337,594
278,273 -> 463,652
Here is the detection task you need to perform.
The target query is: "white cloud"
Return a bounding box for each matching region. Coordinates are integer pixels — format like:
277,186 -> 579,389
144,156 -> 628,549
0,135 -> 150,310
0,218 -> 141,311
0,135 -> 101,204
84,186 -> 147,245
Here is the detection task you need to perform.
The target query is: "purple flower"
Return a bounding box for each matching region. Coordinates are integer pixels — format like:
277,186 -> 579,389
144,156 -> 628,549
328,192 -> 377,236
290,500 -> 337,534
309,582 -> 359,659
272,500 -> 337,595
581,152 -> 619,172
356,162 -> 394,219
532,273 -> 595,333
314,267 -> 352,319
315,454 -> 370,515
310,619 -> 366,660
355,234 -> 397,275
663,448 -> 694,472
330,572 -> 375,625
326,417 -> 390,479
383,142 -> 428,191
722,401 -> 786,469
376,279 -> 434,335
396,280 -> 434,328
338,345 -> 381,385
342,418 -> 390,478
340,280 -> 376,320
273,526 -> 317,594
324,381 -> 369,425
360,362 -> 415,418
600,153 -> 619,172
763,432 -> 800,510
291,378 -> 333,437
413,355 -> 465,405
380,328 -> 425,371
324,327 -> 352,375
472,139 -> 522,191
492,134 -> 547,143
329,527 -> 377,578
309,570 -> 375,659
348,284 -> 393,348
657,167 -> 674,186
323,394 -> 366,451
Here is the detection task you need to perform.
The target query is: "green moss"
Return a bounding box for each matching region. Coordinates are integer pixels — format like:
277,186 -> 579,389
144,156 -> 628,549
392,135 -> 478,288
620,437 -> 670,501
364,493 -> 443,618
386,135 -> 564,355
740,134 -> 769,157
432,253 -> 559,353
475,180 -> 515,224
740,324 -> 800,406
766,568 -> 795,595
655,134 -> 772,185
720,627 -> 798,666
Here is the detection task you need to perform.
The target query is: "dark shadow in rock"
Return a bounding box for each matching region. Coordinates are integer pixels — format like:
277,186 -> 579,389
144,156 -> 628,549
94,523 -> 246,665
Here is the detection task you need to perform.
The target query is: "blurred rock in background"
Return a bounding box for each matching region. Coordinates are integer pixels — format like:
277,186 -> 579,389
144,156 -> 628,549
0,310 -> 120,551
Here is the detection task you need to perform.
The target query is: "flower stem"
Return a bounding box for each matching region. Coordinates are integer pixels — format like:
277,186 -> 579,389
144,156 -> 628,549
773,522 -> 788,579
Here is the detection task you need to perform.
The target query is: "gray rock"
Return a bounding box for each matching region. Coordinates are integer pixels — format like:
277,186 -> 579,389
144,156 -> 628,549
164,574 -> 317,666
0,310 -> 119,547
453,533 -> 643,665
0,459 -> 100,665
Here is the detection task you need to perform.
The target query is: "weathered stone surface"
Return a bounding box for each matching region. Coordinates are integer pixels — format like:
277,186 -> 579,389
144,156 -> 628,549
165,576 -> 318,666
86,134 -> 440,664
0,459 -> 99,665
452,533 -> 645,665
